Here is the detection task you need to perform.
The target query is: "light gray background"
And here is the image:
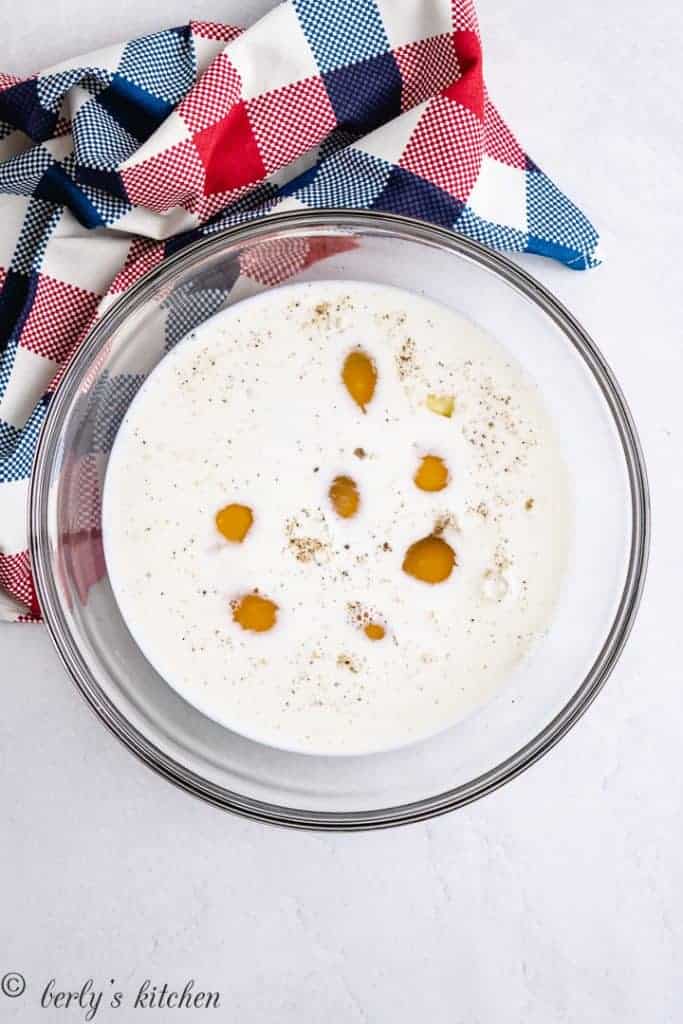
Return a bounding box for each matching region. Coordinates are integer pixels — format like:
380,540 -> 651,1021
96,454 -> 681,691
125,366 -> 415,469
2,2 -> 682,1021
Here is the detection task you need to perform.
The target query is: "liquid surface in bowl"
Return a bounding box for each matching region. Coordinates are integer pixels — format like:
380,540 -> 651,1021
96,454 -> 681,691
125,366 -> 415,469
102,281 -> 570,755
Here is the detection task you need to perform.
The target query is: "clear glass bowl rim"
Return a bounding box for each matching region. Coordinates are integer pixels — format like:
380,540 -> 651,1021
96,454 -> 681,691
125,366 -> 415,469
29,210 -> 651,830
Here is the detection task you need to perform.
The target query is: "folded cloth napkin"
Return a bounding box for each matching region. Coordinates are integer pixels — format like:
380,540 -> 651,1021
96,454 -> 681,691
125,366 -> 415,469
0,0 -> 600,621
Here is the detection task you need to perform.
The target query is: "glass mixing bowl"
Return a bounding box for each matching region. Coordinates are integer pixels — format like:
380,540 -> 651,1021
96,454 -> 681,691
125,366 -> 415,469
29,211 -> 649,829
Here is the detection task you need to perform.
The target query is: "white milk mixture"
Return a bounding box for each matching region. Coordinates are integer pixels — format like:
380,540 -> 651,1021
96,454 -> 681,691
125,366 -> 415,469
103,281 -> 571,754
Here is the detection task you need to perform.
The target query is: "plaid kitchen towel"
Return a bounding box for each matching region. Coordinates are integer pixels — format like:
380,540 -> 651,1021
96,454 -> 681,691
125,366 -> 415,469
0,0 -> 600,621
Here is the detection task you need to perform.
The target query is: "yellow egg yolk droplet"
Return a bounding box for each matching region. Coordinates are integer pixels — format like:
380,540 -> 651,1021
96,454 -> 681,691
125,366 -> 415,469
402,535 -> 456,584
364,622 -> 385,641
342,350 -> 377,411
426,393 -> 455,418
216,503 -> 253,543
232,593 -> 278,632
414,454 -> 449,492
329,475 -> 360,519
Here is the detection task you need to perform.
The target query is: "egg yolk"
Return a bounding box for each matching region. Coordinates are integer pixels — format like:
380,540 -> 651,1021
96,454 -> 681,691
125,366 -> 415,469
329,475 -> 360,519
216,503 -> 253,543
426,394 -> 454,418
342,350 -> 377,411
232,593 -> 278,632
414,455 -> 449,492
402,535 -> 455,584
364,622 -> 385,640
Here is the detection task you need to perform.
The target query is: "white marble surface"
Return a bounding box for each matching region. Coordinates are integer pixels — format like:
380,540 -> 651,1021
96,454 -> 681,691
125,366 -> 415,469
1,1 -> 682,1020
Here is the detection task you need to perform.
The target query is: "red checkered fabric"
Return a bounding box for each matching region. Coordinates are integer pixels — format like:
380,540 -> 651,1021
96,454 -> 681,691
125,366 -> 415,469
246,77 -> 336,175
239,235 -> 312,285
483,95 -> 527,168
451,0 -> 480,32
121,139 -> 206,213
176,54 -> 242,134
190,20 -> 243,43
20,275 -> 100,364
399,96 -> 482,199
109,238 -> 165,294
0,73 -> 22,92
182,183 -> 253,219
394,36 -> 460,112
0,550 -> 39,617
